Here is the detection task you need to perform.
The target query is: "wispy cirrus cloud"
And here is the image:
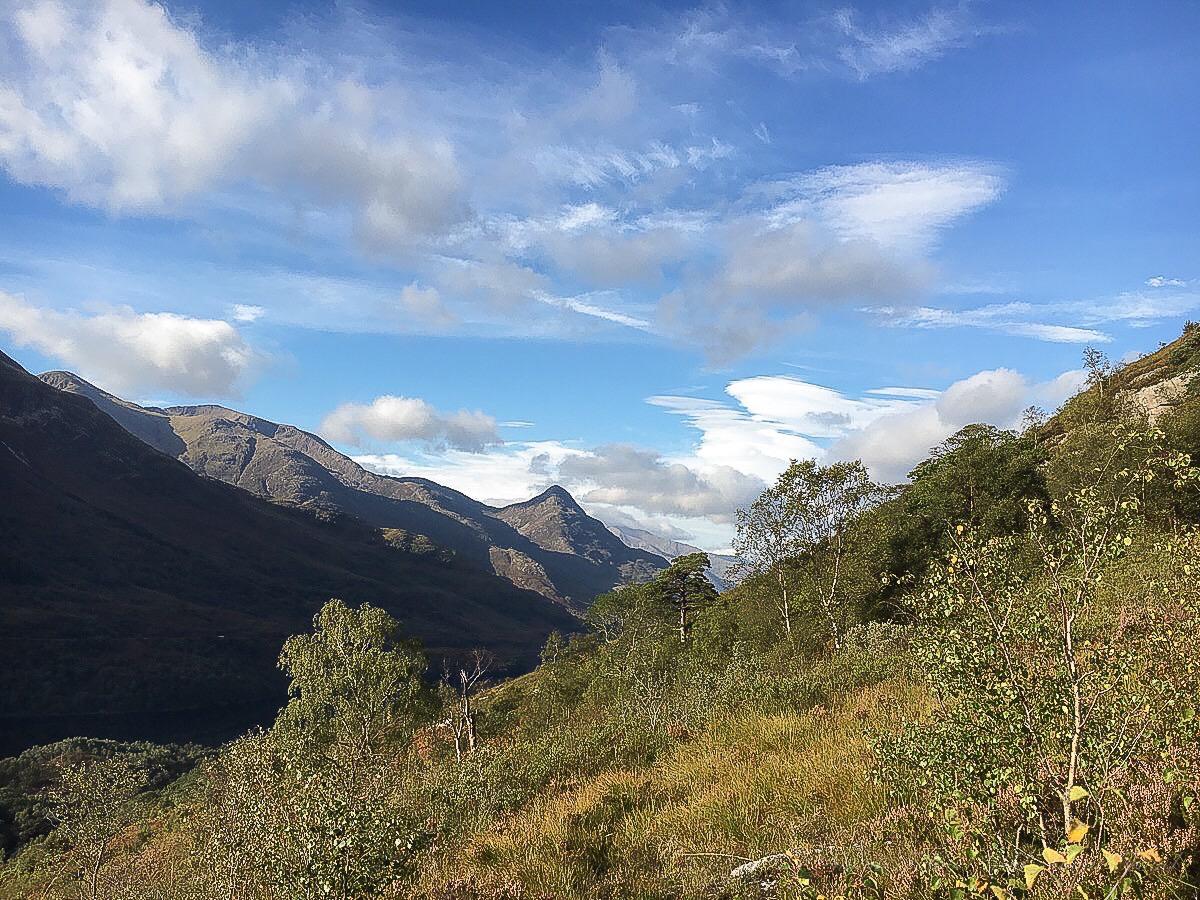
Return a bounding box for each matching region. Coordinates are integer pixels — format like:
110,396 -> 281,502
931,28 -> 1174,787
0,0 -> 1012,359
653,2 -> 997,81
870,303 -> 1112,343
868,284 -> 1200,344
835,4 -> 998,80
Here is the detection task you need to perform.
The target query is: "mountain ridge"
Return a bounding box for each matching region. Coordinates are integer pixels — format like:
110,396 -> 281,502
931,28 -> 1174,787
3,354 -> 578,754
38,371 -> 669,607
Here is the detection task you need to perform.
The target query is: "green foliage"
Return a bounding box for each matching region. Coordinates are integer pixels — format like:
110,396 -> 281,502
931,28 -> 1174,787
10,329 -> 1200,900
883,432 -> 1200,895
194,599 -> 436,900
0,738 -> 206,859
869,424 -> 1047,611
735,459 -> 886,647
275,598 -> 431,762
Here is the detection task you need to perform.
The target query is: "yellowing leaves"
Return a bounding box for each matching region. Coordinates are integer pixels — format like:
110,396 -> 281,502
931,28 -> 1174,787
1102,849 -> 1123,872
1042,846 -> 1068,865
1067,785 -> 1089,802
1024,864 -> 1043,890
1138,847 -> 1163,863
1067,820 -> 1089,843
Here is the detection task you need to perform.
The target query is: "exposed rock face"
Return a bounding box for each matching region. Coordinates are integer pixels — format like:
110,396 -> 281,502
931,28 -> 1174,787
3,353 -> 578,753
39,372 -> 668,608
1124,371 -> 1195,424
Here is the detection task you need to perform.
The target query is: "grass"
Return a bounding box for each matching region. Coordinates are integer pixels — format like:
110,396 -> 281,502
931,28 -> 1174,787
417,676 -> 928,899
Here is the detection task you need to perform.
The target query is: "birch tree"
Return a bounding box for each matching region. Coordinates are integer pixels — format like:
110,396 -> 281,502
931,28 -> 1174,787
735,459 -> 884,648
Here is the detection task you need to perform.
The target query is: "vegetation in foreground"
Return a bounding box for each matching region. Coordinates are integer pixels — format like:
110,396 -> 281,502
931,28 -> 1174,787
4,328 -> 1200,899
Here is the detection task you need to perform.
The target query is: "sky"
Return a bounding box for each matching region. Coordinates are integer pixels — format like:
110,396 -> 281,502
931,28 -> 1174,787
0,0 -> 1197,550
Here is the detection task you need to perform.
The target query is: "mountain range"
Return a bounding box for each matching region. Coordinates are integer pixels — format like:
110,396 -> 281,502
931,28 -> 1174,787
38,372 -> 668,609
0,352 -> 586,754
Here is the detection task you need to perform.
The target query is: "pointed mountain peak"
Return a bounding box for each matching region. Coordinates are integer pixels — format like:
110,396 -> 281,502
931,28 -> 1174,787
525,484 -> 583,510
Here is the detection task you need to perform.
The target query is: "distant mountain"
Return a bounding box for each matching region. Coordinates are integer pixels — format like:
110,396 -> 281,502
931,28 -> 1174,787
39,372 -> 668,608
1,353 -> 577,754
606,524 -> 740,591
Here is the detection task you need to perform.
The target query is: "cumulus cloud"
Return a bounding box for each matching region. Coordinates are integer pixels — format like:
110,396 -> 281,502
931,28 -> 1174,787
321,395 -> 500,452
347,362 -> 1087,548
557,443 -> 761,521
0,0 -> 463,246
652,366 -> 1086,489
0,291 -> 262,396
650,377 -> 917,482
1146,276 -> 1188,288
829,367 -> 1086,481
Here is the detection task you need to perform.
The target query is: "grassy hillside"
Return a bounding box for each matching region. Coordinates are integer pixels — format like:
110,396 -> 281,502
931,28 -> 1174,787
3,329 -> 1200,899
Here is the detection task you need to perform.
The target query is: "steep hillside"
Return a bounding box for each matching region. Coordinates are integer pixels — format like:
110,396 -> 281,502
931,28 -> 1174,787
39,373 -> 667,607
1,352 -> 577,754
6,330 -> 1200,899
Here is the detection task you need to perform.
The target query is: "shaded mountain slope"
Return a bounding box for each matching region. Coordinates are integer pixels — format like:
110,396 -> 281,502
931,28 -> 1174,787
2,353 -> 577,754
39,373 -> 668,606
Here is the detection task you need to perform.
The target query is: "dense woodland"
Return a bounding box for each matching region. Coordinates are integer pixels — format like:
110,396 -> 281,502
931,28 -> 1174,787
4,327 -> 1200,899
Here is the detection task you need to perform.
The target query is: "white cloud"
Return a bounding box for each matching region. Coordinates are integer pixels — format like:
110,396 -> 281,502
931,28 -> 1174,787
870,302 -> 1112,343
397,284 -> 457,330
557,443 -> 761,521
321,395 -> 500,452
356,440 -> 583,507
650,376 -> 920,482
830,367 -> 1086,481
835,5 -> 990,80
657,3 -> 994,81
872,285 -> 1200,343
718,219 -> 932,301
653,159 -> 1001,361
0,291 -> 262,396
349,361 -> 1087,548
229,304 -> 265,323
572,53 -> 638,125
766,161 -> 1004,252
0,0 -> 463,246
653,366 -> 1086,489
534,291 -> 652,331
1146,276 -> 1188,288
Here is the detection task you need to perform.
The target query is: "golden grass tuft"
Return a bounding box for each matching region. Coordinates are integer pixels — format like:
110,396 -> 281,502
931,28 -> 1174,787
418,677 -> 928,899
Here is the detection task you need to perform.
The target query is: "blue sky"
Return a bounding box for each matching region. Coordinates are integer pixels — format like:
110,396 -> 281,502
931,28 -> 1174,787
0,0 -> 1197,549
